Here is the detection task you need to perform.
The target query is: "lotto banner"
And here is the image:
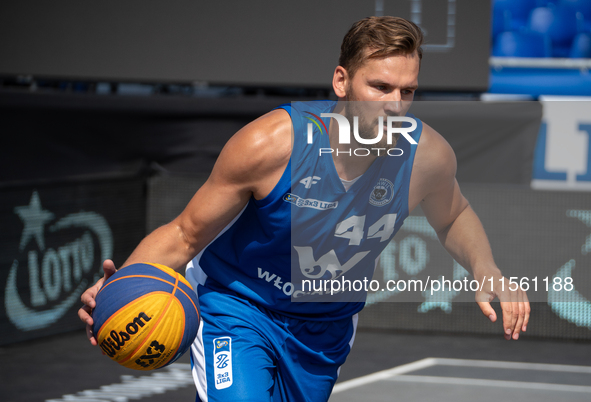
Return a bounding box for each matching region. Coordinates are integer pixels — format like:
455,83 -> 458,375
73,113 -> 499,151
360,184 -> 591,340
0,176 -> 146,345
366,183 -> 591,304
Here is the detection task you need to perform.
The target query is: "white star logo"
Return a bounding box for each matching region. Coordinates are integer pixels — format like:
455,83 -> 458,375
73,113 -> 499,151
14,191 -> 54,251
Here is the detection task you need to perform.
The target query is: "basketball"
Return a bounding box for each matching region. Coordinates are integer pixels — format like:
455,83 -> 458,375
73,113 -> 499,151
92,262 -> 200,371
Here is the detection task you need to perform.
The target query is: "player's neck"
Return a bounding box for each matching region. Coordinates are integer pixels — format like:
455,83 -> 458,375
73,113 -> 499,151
330,142 -> 378,181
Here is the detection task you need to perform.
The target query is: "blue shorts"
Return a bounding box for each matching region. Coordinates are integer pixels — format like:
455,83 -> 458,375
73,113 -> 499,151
190,286 -> 357,402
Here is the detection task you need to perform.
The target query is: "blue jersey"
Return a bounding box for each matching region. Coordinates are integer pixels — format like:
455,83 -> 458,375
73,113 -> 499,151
186,100 -> 422,320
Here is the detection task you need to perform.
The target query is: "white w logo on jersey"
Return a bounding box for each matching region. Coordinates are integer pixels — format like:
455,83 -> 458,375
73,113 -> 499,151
293,246 -> 370,280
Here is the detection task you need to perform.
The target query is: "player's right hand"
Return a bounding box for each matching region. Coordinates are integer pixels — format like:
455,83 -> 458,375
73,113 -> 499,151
78,259 -> 117,346
475,275 -> 530,341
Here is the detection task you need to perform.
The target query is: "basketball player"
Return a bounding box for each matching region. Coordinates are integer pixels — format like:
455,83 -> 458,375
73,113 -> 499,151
79,16 -> 530,401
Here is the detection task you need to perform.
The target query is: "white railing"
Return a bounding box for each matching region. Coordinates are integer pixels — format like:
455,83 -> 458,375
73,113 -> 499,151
490,57 -> 591,70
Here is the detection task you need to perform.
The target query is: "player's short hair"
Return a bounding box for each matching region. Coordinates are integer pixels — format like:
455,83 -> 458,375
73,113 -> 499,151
339,16 -> 424,78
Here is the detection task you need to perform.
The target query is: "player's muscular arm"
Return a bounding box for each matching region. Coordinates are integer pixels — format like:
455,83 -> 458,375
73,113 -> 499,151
409,123 -> 530,340
122,109 -> 292,271
411,124 -> 496,279
79,110 -> 291,340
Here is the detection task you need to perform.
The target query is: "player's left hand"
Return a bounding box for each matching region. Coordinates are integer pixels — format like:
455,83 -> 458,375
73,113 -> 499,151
475,276 -> 530,340
78,259 -> 118,346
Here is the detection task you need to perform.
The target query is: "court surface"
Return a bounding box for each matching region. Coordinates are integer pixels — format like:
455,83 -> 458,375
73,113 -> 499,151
330,357 -> 591,402
2,327 -> 590,401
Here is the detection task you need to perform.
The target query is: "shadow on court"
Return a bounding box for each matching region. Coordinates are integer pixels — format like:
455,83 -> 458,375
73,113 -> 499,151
1,327 -> 590,401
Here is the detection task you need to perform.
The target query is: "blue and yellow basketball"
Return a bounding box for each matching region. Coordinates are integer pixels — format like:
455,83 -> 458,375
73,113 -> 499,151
92,262 -> 200,371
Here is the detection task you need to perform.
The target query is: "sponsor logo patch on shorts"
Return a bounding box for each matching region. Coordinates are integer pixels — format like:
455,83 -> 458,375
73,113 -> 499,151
213,336 -> 233,389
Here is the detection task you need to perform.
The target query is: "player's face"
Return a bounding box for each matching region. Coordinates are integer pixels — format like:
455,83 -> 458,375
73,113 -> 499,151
345,51 -> 420,103
342,52 -> 419,147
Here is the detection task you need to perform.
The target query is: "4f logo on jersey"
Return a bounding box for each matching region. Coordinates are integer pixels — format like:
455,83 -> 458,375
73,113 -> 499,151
213,337 -> 233,389
300,176 -> 321,189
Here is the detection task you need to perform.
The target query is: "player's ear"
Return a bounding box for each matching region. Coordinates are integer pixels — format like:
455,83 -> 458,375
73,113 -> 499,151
332,66 -> 349,98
